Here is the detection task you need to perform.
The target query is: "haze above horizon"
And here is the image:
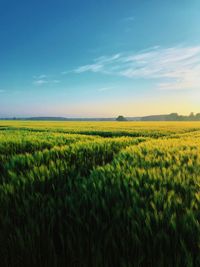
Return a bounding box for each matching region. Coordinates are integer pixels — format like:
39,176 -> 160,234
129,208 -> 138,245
0,0 -> 200,117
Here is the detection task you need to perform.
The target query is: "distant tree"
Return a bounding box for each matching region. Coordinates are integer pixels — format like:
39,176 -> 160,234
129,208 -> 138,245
196,113 -> 200,119
168,113 -> 179,121
189,112 -> 195,117
116,115 -> 127,121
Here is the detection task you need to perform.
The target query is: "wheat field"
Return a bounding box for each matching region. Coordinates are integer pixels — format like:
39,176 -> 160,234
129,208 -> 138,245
0,121 -> 199,267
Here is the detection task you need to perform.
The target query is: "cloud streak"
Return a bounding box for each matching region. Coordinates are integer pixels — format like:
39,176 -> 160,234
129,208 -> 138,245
33,75 -> 60,86
74,46 -> 200,90
33,79 -> 48,85
74,64 -> 103,73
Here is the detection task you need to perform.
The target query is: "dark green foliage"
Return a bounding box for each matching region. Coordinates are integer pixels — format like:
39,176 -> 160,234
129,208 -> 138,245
116,115 -> 127,121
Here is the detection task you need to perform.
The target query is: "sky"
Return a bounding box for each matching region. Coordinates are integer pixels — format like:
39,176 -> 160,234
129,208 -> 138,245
0,0 -> 200,117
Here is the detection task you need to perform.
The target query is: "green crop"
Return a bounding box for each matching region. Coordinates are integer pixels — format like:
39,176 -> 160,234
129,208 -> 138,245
0,121 -> 199,267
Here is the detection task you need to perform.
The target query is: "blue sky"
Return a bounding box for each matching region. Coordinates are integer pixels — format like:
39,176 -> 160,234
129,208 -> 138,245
0,0 -> 200,117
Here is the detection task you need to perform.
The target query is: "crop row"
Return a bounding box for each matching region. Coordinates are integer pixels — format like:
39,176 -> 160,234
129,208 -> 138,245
0,131 -> 98,156
2,121 -> 200,139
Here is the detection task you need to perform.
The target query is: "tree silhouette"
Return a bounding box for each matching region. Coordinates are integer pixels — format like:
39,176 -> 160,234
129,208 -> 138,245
116,115 -> 127,121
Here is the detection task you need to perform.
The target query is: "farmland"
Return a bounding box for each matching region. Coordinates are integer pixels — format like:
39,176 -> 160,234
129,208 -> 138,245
0,121 -> 200,267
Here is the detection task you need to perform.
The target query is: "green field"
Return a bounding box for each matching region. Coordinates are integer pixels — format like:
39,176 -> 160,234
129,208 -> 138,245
0,121 -> 200,267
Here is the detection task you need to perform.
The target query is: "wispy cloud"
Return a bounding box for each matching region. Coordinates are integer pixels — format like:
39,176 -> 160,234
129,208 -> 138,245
33,75 -> 60,86
33,74 -> 47,79
74,53 -> 121,75
74,63 -> 103,73
74,45 -> 200,90
33,79 -> 48,85
0,89 -> 6,93
61,70 -> 72,75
